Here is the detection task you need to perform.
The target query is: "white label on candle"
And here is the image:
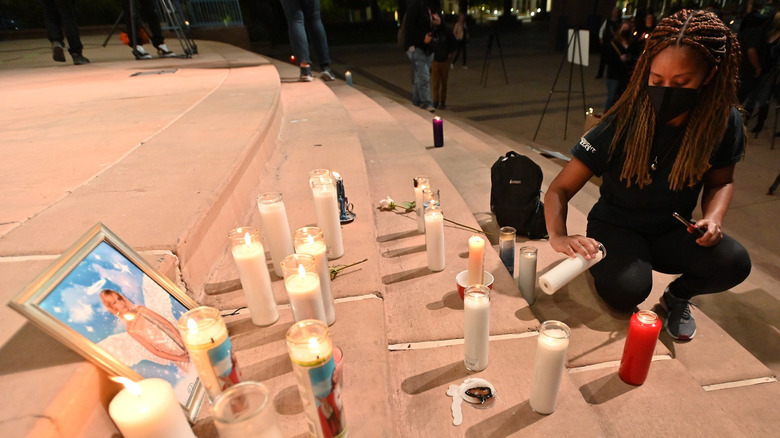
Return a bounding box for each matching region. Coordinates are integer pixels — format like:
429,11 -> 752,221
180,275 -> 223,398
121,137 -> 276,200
285,270 -> 327,323
467,235 -> 485,285
257,198 -> 295,277
425,209 -> 445,271
312,185 -> 344,260
231,240 -> 279,326
464,292 -> 490,371
295,238 -> 336,325
109,378 -> 195,438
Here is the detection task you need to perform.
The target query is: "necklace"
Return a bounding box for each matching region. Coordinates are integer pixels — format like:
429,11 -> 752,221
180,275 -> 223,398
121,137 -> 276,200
650,129 -> 685,172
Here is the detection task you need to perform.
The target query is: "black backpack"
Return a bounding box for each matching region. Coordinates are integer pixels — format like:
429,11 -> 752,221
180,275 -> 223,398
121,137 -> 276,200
490,151 -> 547,239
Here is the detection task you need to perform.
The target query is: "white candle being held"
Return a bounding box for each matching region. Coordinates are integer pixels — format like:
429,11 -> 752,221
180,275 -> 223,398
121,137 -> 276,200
538,244 -> 606,295
229,228 -> 279,326
467,235 -> 485,285
109,377 -> 195,438
256,193 -> 295,277
294,227 -> 336,325
424,205 -> 445,271
464,285 -> 490,371
310,171 -> 344,260
282,254 -> 327,323
529,321 -> 571,414
518,246 -> 538,305
414,176 -> 430,233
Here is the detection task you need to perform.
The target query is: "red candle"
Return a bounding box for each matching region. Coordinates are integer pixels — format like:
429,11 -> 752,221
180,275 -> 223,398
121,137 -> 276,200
618,310 -> 662,385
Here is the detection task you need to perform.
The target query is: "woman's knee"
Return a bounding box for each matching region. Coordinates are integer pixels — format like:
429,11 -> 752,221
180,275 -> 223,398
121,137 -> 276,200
591,267 -> 653,312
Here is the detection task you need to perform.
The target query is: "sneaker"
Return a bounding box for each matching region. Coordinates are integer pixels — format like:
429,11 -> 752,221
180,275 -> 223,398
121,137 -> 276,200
320,66 -> 336,81
300,66 -> 314,82
72,53 -> 90,65
156,44 -> 176,58
52,42 -> 66,62
134,45 -> 152,60
424,105 -> 436,112
659,289 -> 696,341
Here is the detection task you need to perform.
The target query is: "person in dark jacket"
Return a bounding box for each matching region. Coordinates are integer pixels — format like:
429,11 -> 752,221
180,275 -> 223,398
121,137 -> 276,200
402,0 -> 440,111
430,22 -> 455,109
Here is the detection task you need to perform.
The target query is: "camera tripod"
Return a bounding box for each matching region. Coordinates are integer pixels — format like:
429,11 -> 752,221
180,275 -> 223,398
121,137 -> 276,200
103,0 -> 197,58
480,30 -> 508,88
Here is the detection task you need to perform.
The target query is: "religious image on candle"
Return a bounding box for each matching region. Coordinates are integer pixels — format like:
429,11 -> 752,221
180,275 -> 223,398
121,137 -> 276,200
109,377 -> 196,438
178,306 -> 243,401
286,320 -> 347,438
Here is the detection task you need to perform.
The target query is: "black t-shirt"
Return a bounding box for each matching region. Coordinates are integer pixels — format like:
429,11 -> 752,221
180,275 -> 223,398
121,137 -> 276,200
571,106 -> 745,234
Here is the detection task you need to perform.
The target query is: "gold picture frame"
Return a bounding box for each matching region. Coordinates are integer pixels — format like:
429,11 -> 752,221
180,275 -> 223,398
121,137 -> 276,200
9,223 -> 205,422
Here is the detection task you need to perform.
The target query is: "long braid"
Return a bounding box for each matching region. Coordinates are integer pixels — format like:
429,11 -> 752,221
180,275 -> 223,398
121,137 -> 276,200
604,9 -> 743,190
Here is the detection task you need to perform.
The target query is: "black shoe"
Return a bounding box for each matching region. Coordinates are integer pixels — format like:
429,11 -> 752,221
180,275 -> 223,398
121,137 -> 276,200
72,53 -> 90,65
52,43 -> 66,62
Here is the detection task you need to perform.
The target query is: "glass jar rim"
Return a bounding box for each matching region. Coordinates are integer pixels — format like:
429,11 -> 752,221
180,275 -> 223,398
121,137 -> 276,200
539,320 -> 571,339
177,306 -> 221,332
257,192 -> 283,204
211,381 -> 270,424
286,319 -> 330,345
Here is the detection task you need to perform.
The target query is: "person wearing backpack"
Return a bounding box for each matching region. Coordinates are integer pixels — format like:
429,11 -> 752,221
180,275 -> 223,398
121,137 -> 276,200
402,0 -> 440,112
430,21 -> 455,109
544,10 -> 751,342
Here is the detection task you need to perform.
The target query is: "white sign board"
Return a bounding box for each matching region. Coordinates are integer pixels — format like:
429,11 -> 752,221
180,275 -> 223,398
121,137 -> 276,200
567,29 -> 590,66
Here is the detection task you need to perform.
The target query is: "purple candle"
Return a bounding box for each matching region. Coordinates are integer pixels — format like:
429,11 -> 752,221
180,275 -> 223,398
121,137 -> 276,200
433,117 -> 444,147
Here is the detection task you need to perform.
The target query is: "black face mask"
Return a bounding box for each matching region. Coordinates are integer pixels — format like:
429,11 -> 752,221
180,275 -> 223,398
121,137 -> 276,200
647,86 -> 700,123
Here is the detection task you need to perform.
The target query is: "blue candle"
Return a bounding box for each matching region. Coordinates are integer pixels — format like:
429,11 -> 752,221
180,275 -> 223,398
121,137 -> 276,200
499,227 -> 516,276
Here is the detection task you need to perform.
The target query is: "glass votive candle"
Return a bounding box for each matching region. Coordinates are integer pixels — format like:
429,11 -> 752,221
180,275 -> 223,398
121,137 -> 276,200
281,254 -> 327,323
308,168 -> 331,187
212,381 -> 283,438
518,246 -> 538,305
414,175 -> 430,233
178,306 -> 243,402
422,187 -> 440,211
256,192 -> 294,277
228,227 -> 279,326
499,226 -> 516,277
530,320 -> 571,414
309,170 -> 344,260
293,227 -> 336,325
464,284 -> 491,371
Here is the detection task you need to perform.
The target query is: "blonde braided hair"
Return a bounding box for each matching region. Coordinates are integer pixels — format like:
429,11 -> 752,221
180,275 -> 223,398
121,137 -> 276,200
605,9 -> 742,190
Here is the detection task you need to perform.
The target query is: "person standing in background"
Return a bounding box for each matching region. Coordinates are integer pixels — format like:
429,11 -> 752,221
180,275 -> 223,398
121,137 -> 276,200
451,11 -> 469,69
596,7 -> 621,79
121,0 -> 177,60
280,0 -> 337,82
431,21 -> 455,110
39,0 -> 89,65
402,0 -> 440,112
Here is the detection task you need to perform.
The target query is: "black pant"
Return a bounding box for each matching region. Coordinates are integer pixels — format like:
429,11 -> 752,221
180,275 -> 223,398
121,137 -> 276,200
39,0 -> 83,55
452,39 -> 467,66
122,0 -> 165,47
587,218 -> 751,312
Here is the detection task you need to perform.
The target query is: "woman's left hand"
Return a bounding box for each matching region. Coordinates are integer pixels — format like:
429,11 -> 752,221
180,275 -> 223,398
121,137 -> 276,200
693,217 -> 723,247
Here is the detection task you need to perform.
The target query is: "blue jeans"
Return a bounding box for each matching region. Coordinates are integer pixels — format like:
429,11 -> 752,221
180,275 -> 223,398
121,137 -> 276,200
280,0 -> 331,67
605,78 -> 620,112
407,48 -> 433,107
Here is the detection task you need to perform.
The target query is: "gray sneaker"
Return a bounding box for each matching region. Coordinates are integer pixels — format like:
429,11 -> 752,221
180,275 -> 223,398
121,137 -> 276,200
300,66 -> 314,82
660,289 -> 696,341
320,66 -> 336,81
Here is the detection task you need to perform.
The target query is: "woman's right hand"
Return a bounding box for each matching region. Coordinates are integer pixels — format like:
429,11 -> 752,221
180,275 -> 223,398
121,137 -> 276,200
550,234 -> 601,260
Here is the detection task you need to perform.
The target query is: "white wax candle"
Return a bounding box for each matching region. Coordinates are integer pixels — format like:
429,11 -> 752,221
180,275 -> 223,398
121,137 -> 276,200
109,378 -> 195,438
285,269 -> 327,323
530,323 -> 570,414
294,237 -> 336,325
414,180 -> 429,233
467,235 -> 485,285
538,246 -> 605,294
518,248 -> 538,305
231,239 -> 279,326
464,288 -> 490,371
312,185 -> 344,260
425,208 -> 445,271
257,195 -> 295,277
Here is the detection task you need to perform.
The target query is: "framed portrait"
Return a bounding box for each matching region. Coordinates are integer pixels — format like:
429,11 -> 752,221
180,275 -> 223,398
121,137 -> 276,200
9,223 -> 205,421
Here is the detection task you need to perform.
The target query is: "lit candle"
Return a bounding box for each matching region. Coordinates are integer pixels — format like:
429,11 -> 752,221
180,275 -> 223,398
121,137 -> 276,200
499,226 -> 515,277
413,175 -> 430,233
286,320 -> 347,438
256,192 -> 295,277
229,227 -> 279,326
345,71 -> 353,86
178,307 -> 243,402
294,227 -> 336,325
619,310 -> 663,385
433,116 -> 443,147
424,204 -> 445,271
282,254 -> 327,323
518,246 -> 538,305
464,285 -> 490,371
529,320 -> 570,415
108,377 -> 195,438
538,244 -> 606,294
309,170 -> 344,260
467,235 -> 485,285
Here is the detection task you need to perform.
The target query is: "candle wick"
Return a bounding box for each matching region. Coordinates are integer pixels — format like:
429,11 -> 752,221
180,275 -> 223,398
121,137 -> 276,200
210,337 -> 215,344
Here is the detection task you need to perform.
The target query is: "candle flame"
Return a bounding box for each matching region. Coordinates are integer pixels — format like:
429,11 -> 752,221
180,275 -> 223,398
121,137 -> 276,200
332,171 -> 341,179
187,318 -> 198,331
297,263 -> 306,278
244,232 -> 252,246
308,338 -> 319,349
111,376 -> 143,396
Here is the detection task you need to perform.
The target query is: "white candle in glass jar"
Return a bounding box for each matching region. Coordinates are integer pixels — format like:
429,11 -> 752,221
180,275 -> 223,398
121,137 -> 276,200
109,378 -> 195,438
311,180 -> 344,260
464,285 -> 490,371
294,228 -> 336,325
425,206 -> 445,271
230,229 -> 279,326
518,246 -> 538,305
467,235 -> 485,285
284,264 -> 327,323
530,321 -> 571,414
257,193 -> 295,277
414,176 -> 430,233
